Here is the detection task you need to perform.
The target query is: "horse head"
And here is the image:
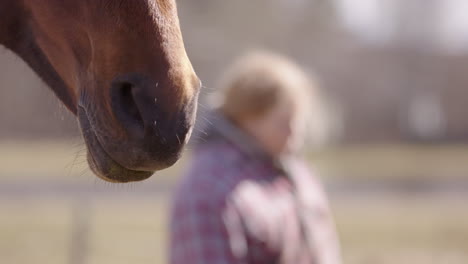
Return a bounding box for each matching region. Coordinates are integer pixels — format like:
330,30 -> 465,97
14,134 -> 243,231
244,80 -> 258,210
1,0 -> 200,182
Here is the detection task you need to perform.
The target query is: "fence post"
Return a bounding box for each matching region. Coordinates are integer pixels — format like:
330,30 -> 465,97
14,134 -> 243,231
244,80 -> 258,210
69,199 -> 91,264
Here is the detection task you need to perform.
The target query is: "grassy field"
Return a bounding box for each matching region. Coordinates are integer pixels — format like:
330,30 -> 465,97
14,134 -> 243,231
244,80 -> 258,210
334,195 -> 468,264
0,199 -> 168,264
0,140 -> 187,183
1,196 -> 467,264
0,141 -> 467,263
308,143 -> 468,181
1,140 -> 468,182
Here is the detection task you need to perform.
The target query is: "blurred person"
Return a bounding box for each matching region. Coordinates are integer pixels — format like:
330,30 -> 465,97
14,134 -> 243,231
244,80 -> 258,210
169,51 -> 341,264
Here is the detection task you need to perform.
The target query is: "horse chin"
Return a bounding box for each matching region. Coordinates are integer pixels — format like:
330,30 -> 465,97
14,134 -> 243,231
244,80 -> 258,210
78,107 -> 154,183
87,149 -> 154,183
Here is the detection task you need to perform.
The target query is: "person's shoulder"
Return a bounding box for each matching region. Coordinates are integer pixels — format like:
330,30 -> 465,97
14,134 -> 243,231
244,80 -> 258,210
193,140 -> 243,165
174,142 -> 245,206
284,156 -> 325,188
192,140 -> 246,178
285,156 -> 332,206
284,156 -> 314,177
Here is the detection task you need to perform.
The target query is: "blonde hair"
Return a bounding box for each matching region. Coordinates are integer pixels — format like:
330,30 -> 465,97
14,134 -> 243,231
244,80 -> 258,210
210,51 -> 329,146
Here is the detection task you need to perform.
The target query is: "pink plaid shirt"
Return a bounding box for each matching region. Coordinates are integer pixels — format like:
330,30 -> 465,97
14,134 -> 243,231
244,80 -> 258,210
169,114 -> 341,264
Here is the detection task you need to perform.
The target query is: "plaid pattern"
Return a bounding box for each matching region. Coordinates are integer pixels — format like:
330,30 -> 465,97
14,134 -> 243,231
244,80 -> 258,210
169,116 -> 341,264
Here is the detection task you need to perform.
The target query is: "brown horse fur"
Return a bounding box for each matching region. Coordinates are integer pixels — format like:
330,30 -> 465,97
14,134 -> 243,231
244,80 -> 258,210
0,0 -> 200,182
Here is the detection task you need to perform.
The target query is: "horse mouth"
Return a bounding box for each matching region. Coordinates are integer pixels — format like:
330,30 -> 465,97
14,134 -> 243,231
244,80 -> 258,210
78,106 -> 154,183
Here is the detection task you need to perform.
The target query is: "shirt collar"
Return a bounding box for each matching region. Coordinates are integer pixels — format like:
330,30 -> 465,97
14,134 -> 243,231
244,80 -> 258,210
207,112 -> 290,176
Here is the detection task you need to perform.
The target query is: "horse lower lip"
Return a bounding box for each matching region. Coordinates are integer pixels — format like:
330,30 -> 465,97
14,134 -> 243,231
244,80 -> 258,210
77,106 -> 154,182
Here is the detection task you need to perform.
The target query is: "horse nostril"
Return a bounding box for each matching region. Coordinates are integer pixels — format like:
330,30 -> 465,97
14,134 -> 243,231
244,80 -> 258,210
111,81 -> 145,136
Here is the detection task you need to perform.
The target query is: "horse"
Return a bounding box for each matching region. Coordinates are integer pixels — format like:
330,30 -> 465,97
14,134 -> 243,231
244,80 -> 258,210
0,0 -> 201,183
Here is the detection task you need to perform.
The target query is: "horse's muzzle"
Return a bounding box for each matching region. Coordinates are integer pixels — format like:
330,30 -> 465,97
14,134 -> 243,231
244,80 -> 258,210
78,106 -> 154,182
77,74 -> 199,182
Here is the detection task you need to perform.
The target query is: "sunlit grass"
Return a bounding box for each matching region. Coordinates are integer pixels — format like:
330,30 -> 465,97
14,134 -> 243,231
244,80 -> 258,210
2,141 -> 468,182
1,142 -> 468,263
87,200 -> 168,264
309,143 -> 468,181
0,201 -> 73,264
0,199 -> 169,264
0,140 -> 89,181
332,195 -> 468,263
0,140 -> 187,183
1,196 -> 467,264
